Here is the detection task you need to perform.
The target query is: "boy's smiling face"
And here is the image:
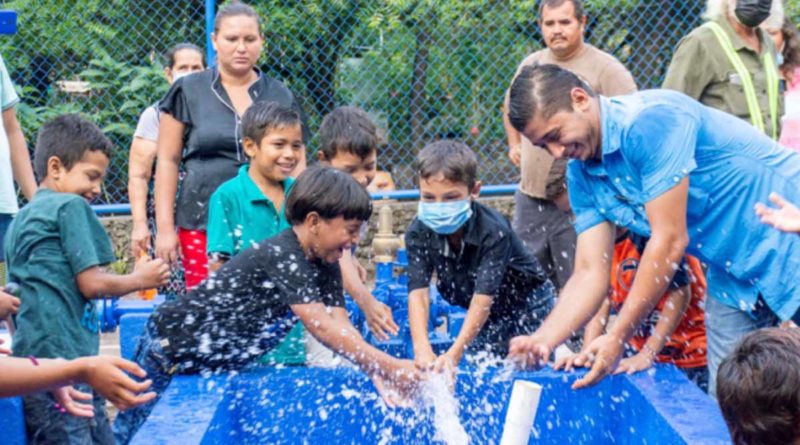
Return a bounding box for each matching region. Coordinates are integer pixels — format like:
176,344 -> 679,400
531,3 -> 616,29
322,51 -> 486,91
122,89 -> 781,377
46,150 -> 109,202
245,124 -> 304,183
309,216 -> 363,263
319,151 -> 377,188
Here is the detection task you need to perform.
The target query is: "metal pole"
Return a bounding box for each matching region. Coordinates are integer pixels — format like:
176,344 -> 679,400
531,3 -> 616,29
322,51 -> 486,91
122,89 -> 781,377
205,0 -> 216,67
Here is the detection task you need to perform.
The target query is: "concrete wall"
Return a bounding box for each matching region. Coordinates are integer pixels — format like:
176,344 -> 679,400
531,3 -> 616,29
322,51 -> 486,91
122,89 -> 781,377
100,196 -> 516,274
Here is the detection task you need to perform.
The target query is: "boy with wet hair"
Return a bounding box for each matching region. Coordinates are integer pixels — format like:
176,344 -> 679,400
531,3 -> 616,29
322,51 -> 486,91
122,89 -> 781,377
206,100 -> 306,364
317,106 -> 399,344
406,140 -> 555,380
717,327 -> 800,445
114,167 -> 419,444
5,114 -> 169,444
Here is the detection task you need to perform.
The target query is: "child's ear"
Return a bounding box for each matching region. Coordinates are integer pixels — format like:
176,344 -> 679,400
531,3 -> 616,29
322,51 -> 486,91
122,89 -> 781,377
243,138 -> 259,158
316,151 -> 328,164
306,211 -> 321,235
47,156 -> 64,180
470,181 -> 481,200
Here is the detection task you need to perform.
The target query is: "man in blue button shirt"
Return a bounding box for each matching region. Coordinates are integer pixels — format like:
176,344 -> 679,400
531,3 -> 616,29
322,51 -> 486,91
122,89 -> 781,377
505,64 -> 800,396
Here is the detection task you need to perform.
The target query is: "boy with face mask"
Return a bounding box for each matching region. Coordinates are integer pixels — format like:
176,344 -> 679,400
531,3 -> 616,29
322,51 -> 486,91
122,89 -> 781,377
405,140 -> 555,382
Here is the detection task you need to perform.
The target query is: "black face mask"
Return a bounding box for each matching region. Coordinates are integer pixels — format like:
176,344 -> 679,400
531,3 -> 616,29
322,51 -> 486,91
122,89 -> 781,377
734,0 -> 772,28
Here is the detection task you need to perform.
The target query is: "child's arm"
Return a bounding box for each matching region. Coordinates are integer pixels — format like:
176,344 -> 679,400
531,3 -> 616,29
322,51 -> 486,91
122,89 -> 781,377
408,287 -> 436,369
340,250 -> 398,340
75,256 -> 169,299
0,355 -> 156,413
0,289 -> 20,319
554,299 -> 611,371
755,192 -> 800,234
614,285 -> 691,375
292,303 -> 418,406
434,293 -> 493,373
206,189 -> 235,273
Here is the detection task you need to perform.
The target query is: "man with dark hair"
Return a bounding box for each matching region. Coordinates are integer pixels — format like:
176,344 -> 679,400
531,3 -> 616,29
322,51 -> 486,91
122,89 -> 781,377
717,328 -> 800,445
502,0 -> 636,292
504,64 -> 800,393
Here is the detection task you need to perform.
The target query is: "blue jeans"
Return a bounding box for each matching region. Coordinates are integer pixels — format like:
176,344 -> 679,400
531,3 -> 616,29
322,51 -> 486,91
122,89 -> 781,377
705,295 -> 779,399
23,384 -> 114,445
113,321 -> 176,445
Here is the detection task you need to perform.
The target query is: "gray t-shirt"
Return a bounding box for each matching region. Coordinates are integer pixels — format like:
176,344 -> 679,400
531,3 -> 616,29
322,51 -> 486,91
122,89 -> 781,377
133,104 -> 159,142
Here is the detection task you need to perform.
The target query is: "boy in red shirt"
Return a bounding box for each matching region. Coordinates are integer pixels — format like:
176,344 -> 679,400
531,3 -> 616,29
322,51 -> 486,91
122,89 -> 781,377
556,229 -> 708,391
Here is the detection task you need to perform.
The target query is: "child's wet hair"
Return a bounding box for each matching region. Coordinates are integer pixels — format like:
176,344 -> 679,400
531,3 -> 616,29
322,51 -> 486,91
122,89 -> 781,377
415,139 -> 478,189
241,101 -> 302,150
33,114 -> 113,181
318,106 -> 378,161
285,166 -> 372,224
717,327 -> 800,445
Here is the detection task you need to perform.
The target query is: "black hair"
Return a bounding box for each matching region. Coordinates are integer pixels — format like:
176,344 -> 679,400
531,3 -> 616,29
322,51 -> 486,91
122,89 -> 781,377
508,64 -> 595,133
781,18 -> 800,84
415,140 -> 478,190
538,0 -> 585,21
33,114 -> 113,181
318,106 -> 379,161
285,166 -> 372,225
241,101 -> 302,149
164,43 -> 205,69
717,328 -> 800,445
213,1 -> 261,34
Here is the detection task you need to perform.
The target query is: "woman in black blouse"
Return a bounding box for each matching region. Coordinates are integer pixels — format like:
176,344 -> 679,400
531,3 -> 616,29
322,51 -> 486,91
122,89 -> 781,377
153,2 -> 308,289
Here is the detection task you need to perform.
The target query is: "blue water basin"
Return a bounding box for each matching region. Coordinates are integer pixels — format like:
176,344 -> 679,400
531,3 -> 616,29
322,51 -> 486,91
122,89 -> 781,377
131,365 -> 731,445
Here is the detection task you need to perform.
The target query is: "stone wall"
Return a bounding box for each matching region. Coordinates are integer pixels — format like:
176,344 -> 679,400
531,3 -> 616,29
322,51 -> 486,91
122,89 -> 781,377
100,196 -> 516,274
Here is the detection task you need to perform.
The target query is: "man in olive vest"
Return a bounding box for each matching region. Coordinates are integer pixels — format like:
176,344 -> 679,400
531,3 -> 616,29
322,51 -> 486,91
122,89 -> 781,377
662,0 -> 784,398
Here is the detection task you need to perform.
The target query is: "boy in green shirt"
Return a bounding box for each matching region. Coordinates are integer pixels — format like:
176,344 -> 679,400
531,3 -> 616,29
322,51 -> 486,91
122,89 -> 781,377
4,114 -> 168,444
206,101 -> 304,364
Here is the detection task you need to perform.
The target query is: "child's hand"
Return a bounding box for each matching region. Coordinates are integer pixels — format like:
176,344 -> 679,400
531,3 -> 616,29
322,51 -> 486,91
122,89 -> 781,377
755,192 -> 800,233
133,256 -> 170,290
0,290 -> 20,319
432,353 -> 458,391
364,299 -> 399,341
553,346 -> 597,372
414,349 -> 437,371
372,359 -> 420,408
51,385 -> 95,418
75,356 -> 157,411
613,350 -> 655,375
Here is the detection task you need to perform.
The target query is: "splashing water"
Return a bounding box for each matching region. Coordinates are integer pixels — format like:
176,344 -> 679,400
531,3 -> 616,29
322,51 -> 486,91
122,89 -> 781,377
418,373 -> 470,445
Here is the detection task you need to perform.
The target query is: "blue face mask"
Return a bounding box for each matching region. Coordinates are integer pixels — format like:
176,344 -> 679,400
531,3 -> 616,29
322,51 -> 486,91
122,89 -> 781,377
417,200 -> 473,235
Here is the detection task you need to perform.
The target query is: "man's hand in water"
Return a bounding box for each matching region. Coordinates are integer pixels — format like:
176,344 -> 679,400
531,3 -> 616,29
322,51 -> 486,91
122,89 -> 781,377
372,359 -> 420,408
432,351 -> 459,391
507,334 -> 552,369
755,192 -> 800,233
571,333 -> 624,389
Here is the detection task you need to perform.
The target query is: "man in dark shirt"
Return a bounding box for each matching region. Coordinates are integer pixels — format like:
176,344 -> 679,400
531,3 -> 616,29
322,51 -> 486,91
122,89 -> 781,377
406,140 -> 555,380
114,168 -> 419,445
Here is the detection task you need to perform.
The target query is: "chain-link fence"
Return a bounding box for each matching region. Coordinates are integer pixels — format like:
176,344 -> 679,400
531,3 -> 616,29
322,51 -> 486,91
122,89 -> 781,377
1,0 -> 799,203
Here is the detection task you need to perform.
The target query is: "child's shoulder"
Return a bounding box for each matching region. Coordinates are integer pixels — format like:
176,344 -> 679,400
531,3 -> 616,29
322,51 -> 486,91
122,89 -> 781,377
24,190 -> 93,218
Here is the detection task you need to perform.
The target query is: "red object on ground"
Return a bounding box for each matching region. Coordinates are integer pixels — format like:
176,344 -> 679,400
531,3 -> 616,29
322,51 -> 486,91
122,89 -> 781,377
178,228 -> 208,290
